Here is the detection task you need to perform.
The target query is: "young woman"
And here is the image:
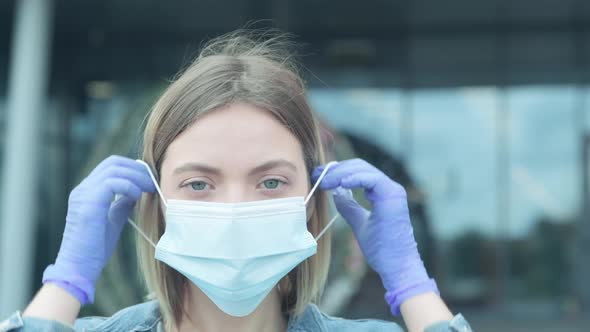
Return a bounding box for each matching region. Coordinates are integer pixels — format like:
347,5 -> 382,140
3,31 -> 472,332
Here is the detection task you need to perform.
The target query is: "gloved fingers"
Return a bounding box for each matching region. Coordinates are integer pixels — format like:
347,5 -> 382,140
95,178 -> 143,204
332,187 -> 370,232
91,165 -> 156,193
339,171 -> 379,190
340,171 -> 407,202
88,155 -> 151,179
108,195 -> 136,225
88,155 -> 130,177
312,159 -> 379,190
312,158 -> 371,181
105,196 -> 136,251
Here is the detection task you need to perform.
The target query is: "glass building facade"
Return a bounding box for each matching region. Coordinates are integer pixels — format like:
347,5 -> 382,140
1,0 -> 590,329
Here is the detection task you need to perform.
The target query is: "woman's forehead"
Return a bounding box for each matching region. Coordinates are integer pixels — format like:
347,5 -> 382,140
161,103 -> 307,175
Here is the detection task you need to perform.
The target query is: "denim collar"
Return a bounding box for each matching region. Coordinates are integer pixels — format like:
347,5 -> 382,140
89,300 -> 326,332
287,303 -> 326,332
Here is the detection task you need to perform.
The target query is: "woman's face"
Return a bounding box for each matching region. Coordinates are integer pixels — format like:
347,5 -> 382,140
159,103 -> 310,203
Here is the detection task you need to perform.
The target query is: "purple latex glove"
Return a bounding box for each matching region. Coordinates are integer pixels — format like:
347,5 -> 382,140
42,156 -> 155,305
312,158 -> 438,315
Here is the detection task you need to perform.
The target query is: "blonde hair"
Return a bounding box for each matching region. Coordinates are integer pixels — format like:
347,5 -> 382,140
136,30 -> 331,330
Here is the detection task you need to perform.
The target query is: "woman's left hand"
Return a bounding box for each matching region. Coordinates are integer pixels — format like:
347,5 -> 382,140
312,158 -> 438,315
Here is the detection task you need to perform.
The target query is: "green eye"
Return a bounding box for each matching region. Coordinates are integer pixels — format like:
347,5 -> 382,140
189,181 -> 208,191
263,179 -> 280,189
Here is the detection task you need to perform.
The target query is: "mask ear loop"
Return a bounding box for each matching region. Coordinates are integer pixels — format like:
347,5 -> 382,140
127,217 -> 157,248
304,161 -> 340,241
120,160 -> 169,250
315,214 -> 339,241
135,159 -> 168,208
304,161 -> 338,205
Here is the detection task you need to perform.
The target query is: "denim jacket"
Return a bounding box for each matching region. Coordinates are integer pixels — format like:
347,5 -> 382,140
1,300 -> 472,332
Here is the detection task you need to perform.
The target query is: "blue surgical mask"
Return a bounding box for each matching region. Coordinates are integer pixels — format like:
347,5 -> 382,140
130,160 -> 338,317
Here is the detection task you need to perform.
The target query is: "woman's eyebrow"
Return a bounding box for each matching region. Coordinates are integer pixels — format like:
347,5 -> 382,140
172,162 -> 221,175
248,159 -> 297,176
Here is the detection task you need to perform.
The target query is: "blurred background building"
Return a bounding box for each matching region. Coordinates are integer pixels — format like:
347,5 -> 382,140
1,0 -> 590,330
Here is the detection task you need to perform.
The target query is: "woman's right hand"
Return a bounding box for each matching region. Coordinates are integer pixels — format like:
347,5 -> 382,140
42,156 -> 155,305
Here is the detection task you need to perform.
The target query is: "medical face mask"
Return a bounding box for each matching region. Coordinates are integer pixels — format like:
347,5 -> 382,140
129,160 -> 339,317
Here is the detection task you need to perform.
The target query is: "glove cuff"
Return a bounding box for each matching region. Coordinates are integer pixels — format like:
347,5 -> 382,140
42,264 -> 94,305
384,278 -> 439,316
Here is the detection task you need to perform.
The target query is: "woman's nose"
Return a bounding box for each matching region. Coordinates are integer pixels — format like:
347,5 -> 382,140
219,187 -> 253,203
